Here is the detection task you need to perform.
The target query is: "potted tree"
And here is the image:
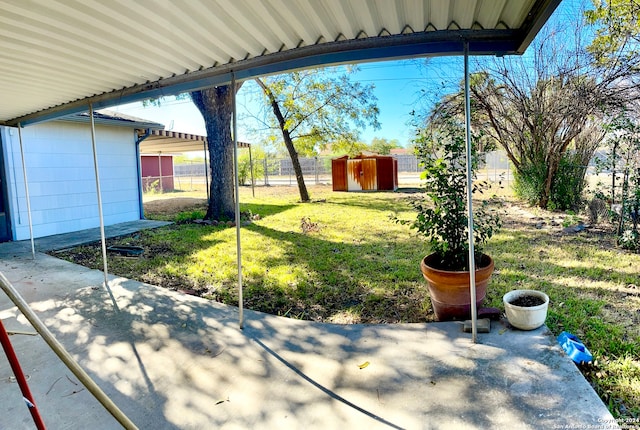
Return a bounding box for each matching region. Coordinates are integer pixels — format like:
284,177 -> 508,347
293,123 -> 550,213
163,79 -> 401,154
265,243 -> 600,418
400,118 -> 501,320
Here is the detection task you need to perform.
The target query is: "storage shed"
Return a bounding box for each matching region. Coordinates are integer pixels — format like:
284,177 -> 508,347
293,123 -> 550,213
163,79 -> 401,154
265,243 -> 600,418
332,153 -> 398,192
141,154 -> 174,192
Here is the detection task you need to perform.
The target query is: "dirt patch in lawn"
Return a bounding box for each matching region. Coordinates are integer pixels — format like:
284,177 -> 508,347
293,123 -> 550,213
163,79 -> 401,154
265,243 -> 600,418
144,197 -> 207,217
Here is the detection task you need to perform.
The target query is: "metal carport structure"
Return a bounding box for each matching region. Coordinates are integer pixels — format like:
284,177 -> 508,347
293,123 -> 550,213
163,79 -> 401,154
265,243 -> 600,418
0,1 -> 560,428
138,129 -> 253,200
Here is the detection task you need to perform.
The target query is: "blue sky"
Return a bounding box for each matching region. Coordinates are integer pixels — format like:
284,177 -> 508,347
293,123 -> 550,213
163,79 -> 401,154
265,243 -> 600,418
110,58 -> 455,148
110,0 -> 585,150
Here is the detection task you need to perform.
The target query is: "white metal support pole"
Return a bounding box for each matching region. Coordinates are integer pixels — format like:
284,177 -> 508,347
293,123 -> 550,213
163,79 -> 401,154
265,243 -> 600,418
89,104 -> 117,308
463,42 -> 478,343
0,273 -> 138,429
16,124 -> 35,259
232,74 -> 244,329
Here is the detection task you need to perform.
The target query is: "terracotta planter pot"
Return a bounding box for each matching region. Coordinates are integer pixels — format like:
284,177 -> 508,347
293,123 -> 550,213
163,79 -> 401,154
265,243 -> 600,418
420,253 -> 495,321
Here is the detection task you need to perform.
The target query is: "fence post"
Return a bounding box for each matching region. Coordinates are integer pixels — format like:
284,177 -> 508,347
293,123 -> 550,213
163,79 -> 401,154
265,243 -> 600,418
264,157 -> 269,186
157,153 -> 163,193
249,146 -> 255,197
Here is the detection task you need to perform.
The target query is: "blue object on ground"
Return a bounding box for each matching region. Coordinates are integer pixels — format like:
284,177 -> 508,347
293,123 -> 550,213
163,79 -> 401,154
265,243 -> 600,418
558,332 -> 593,364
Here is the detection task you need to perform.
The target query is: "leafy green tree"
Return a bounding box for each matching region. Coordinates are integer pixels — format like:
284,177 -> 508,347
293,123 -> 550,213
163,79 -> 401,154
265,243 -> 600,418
254,68 -> 379,202
369,137 -> 400,155
340,140 -> 369,157
404,115 -> 500,270
585,0 -> 640,65
596,113 -> 640,246
237,146 -> 266,186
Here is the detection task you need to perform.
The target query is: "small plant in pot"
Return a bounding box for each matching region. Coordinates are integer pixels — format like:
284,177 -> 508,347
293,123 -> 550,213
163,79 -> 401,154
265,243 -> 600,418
398,117 -> 501,321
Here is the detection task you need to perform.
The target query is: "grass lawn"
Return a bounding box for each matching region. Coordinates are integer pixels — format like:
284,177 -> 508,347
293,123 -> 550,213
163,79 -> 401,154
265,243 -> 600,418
54,184 -> 640,419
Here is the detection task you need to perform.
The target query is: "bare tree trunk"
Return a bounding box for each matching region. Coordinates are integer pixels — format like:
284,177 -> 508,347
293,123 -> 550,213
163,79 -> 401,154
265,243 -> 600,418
255,78 -> 310,202
191,86 -> 236,220
540,158 -> 559,209
282,128 -> 310,202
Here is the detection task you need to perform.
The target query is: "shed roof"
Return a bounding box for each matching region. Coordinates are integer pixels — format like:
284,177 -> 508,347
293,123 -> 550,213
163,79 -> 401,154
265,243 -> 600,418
0,0 -> 560,127
334,151 -> 395,160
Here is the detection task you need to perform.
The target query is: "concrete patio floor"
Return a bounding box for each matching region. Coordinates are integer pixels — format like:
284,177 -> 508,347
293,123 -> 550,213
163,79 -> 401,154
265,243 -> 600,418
0,225 -> 618,429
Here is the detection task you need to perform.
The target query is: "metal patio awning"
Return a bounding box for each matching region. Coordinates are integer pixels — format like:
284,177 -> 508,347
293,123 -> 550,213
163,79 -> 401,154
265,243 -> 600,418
0,0 -> 560,127
0,3 -> 562,426
139,129 -> 251,154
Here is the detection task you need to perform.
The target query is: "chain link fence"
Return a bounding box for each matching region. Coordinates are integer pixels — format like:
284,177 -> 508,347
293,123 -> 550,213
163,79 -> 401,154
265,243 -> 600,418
145,151 -> 517,192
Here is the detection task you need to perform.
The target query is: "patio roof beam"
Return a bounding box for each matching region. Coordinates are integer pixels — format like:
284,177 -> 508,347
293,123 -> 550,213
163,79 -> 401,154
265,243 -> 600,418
6,29 -> 527,127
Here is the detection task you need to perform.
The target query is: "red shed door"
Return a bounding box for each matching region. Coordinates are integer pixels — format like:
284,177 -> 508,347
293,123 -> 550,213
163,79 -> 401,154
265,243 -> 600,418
331,158 -> 347,191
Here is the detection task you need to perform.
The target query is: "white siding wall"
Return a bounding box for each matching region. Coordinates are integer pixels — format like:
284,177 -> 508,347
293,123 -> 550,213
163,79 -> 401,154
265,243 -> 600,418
1,121 -> 140,240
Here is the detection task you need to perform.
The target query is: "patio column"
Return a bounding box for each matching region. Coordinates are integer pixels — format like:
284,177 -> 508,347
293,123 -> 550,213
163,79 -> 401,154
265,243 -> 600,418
88,104 -> 117,308
16,123 -> 35,259
463,42 -> 478,342
232,73 -> 244,329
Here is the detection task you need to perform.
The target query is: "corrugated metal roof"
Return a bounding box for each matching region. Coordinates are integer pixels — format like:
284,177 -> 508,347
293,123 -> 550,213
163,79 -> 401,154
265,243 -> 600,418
0,0 -> 559,126
139,129 -> 251,153
57,109 -> 165,129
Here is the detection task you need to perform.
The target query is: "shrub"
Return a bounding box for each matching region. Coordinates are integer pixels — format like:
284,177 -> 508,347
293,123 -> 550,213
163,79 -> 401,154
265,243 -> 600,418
549,154 -> 587,211
237,149 -> 266,186
513,158 -> 547,206
513,153 -> 587,211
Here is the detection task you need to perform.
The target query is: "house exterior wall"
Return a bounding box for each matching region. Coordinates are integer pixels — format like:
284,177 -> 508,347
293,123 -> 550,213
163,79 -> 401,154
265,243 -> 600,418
0,121 -> 140,241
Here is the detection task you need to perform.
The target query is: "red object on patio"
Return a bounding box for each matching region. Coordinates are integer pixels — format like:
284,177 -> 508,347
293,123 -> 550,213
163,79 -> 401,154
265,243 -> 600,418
331,153 -> 398,192
0,320 -> 46,429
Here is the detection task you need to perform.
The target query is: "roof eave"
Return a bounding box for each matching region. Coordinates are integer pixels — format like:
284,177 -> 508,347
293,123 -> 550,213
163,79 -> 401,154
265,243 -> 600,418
56,113 -> 164,130
515,0 -> 563,54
